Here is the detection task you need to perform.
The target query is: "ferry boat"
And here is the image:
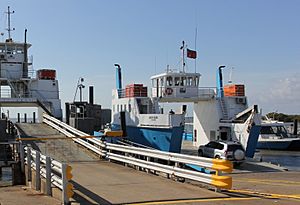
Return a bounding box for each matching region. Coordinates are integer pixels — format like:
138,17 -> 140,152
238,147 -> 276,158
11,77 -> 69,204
110,42 -> 208,152
110,64 -> 201,153
256,120 -> 300,150
111,42 -> 262,157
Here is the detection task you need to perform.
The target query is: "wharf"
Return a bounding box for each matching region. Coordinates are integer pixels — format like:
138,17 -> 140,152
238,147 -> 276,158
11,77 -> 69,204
0,124 -> 299,205
0,185 -> 61,205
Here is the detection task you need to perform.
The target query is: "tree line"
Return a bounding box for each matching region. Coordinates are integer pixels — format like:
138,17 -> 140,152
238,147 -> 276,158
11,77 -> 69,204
266,112 -> 300,122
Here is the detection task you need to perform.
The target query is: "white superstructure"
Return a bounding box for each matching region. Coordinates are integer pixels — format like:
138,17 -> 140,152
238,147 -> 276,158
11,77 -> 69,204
0,7 -> 62,119
111,84 -> 184,128
150,65 -> 261,157
150,69 -> 215,102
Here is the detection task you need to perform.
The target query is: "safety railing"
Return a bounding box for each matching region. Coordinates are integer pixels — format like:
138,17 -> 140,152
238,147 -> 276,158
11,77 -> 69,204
43,113 -> 233,189
21,145 -> 73,205
151,86 -> 216,100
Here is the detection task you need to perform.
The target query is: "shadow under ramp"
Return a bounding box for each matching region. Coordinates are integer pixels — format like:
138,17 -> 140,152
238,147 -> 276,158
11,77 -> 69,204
71,180 -> 112,205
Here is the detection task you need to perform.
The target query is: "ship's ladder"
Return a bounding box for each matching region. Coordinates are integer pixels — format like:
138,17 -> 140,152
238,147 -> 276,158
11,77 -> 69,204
219,97 -> 229,120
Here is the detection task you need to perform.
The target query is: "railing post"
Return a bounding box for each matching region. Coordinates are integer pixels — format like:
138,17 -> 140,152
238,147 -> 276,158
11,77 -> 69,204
167,160 -> 171,178
62,163 -> 73,205
20,144 -> 25,173
215,170 -> 222,192
35,151 -> 41,191
27,147 -> 32,182
108,149 -> 111,162
125,153 -> 129,167
62,163 -> 69,205
46,156 -> 52,196
146,157 -> 150,173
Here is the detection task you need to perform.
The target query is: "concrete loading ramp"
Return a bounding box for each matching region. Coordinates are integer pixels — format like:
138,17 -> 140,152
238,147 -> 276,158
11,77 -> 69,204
16,123 -> 97,162
16,122 -> 230,204
15,122 -> 300,205
70,160 -> 226,205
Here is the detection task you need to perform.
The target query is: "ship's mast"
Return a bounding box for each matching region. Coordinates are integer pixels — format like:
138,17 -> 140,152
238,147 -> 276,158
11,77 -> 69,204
5,6 -> 15,40
180,41 -> 186,72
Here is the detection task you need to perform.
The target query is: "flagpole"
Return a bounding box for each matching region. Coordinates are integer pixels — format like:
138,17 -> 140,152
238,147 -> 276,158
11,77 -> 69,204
194,27 -> 197,73
182,41 -> 185,72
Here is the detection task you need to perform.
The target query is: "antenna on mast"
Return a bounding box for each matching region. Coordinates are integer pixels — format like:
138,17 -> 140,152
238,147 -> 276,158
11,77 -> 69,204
228,67 -> 234,84
5,6 -> 15,40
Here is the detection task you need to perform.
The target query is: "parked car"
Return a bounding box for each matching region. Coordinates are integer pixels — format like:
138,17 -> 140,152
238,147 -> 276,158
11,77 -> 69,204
198,141 -> 245,165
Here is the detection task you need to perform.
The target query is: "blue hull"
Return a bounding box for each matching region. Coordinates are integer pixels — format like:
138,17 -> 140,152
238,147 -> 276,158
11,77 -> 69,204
256,139 -> 300,150
113,124 -> 184,153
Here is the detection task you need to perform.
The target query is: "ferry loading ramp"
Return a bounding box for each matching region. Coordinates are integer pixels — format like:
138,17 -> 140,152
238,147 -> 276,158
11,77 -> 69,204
13,122 -> 300,205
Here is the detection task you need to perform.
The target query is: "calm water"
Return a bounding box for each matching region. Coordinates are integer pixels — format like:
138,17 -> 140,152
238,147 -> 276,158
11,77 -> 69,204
254,150 -> 300,171
0,167 -> 12,186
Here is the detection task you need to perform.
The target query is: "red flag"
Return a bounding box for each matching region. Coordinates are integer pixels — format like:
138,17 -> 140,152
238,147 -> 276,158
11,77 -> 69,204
187,49 -> 197,59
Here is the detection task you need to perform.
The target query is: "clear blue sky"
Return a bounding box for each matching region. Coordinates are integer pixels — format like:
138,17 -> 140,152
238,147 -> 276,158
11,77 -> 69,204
0,0 -> 299,117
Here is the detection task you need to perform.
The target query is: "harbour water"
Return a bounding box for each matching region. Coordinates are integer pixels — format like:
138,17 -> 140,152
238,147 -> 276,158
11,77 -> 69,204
0,167 -> 12,186
254,150 -> 300,171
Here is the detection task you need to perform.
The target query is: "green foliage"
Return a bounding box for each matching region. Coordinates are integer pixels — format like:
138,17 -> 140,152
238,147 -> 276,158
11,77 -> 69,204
266,112 -> 300,122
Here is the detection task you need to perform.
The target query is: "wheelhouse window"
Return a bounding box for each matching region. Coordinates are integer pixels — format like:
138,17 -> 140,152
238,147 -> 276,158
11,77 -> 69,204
195,76 -> 199,86
160,78 -> 164,87
181,77 -> 186,86
174,77 -> 180,86
187,77 -> 193,86
166,76 -> 173,86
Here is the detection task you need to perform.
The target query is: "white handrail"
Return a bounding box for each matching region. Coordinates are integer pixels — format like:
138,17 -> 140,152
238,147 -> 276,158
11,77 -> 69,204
22,145 -> 72,204
42,113 -> 233,189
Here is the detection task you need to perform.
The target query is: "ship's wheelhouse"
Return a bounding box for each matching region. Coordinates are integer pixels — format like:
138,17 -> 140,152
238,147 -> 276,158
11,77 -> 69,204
151,71 -> 201,98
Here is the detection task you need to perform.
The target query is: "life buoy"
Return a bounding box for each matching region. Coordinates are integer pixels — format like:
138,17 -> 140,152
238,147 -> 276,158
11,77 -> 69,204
165,88 -> 173,95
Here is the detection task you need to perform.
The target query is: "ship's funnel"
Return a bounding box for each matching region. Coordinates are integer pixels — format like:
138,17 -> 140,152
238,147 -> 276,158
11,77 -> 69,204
114,64 -> 122,90
89,86 -> 94,105
217,65 -> 225,98
114,64 -> 122,98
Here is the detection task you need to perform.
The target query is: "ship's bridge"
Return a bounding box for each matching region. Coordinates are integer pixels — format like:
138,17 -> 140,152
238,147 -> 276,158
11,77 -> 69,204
0,40 -> 33,79
150,70 -> 216,102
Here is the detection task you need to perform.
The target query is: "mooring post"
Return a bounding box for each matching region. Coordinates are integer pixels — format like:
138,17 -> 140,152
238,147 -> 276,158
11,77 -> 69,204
17,113 -> 20,123
46,156 -> 52,196
35,151 -> 41,191
33,112 -> 36,123
27,147 -> 32,182
24,113 -> 27,123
